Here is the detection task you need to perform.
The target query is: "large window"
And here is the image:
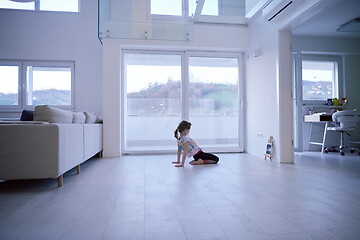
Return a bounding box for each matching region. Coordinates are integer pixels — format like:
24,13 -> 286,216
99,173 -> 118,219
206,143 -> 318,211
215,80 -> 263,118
26,65 -> 72,106
302,59 -> 339,101
0,0 -> 79,12
123,51 -> 243,153
0,60 -> 74,109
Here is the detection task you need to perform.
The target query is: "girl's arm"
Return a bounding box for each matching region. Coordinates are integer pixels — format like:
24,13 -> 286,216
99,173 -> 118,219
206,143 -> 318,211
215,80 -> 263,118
175,142 -> 189,167
172,145 -> 181,164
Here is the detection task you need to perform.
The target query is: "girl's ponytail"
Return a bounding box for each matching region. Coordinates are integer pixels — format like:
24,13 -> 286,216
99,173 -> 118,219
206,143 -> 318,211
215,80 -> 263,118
174,129 -> 179,140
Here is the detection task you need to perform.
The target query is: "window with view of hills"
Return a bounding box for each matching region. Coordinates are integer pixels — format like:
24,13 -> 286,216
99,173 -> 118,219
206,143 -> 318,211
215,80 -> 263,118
302,59 -> 339,101
26,66 -> 72,106
0,60 -> 74,109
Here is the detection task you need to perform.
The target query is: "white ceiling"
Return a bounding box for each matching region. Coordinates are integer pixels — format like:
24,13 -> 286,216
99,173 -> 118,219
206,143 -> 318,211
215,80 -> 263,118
291,0 -> 360,39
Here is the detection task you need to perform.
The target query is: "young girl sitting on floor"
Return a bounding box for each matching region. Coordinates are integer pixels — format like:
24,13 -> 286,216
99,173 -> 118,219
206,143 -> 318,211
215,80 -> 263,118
172,120 -> 219,167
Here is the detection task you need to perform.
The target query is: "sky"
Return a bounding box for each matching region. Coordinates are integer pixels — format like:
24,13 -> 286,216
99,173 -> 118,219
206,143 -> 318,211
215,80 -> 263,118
0,66 -> 18,94
126,65 -> 238,93
1,64 -> 237,95
1,64 -> 329,95
151,0 -> 218,16
302,61 -> 335,82
302,69 -> 333,82
0,66 -> 71,94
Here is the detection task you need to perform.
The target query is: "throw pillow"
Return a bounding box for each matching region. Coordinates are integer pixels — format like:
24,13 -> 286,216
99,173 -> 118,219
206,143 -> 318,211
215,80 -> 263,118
34,105 -> 73,123
72,112 -> 86,124
20,110 -> 34,121
84,112 -> 98,124
96,116 -> 103,123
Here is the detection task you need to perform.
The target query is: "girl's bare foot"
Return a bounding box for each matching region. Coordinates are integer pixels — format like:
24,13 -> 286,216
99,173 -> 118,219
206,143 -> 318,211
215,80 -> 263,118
175,164 -> 184,167
189,160 -> 195,165
172,161 -> 180,164
191,159 -> 204,165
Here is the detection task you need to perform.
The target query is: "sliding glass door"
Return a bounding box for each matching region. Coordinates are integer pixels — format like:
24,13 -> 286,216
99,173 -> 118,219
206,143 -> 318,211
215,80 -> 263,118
188,56 -> 240,149
123,53 -> 182,152
123,51 -> 243,153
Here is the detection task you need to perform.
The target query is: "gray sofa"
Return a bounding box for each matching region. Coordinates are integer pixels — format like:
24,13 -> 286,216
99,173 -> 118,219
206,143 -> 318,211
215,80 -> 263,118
0,106 -> 103,187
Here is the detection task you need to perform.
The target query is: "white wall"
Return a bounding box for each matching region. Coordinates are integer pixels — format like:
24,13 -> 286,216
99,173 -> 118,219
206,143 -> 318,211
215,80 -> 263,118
0,0 -> 103,118
246,13 -> 293,163
292,36 -> 360,147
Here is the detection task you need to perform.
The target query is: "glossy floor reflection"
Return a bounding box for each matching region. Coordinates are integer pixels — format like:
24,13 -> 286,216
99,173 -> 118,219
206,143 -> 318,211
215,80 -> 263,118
1,152 -> 360,240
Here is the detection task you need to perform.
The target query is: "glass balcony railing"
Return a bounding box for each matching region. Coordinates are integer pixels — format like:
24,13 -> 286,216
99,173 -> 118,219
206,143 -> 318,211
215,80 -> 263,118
99,21 -> 193,41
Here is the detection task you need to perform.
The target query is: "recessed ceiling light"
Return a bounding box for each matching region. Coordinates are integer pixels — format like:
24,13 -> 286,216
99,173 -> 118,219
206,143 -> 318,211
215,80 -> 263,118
337,17 -> 360,32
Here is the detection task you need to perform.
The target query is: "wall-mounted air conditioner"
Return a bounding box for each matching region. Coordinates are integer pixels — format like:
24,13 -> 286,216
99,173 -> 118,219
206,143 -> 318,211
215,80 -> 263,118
263,0 -> 321,23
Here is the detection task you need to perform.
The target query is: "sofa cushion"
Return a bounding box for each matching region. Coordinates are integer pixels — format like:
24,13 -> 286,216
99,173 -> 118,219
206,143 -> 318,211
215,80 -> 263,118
20,110 -> 34,121
34,105 -> 73,123
96,116 -> 103,123
84,112 -> 98,124
72,112 -> 86,124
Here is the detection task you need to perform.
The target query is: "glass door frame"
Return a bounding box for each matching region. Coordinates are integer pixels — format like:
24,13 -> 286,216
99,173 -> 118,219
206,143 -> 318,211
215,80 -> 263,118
121,49 -> 244,154
185,51 -> 244,153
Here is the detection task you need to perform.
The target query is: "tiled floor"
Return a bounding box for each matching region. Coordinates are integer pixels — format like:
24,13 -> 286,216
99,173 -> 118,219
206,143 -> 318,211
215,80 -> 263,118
1,152 -> 360,240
